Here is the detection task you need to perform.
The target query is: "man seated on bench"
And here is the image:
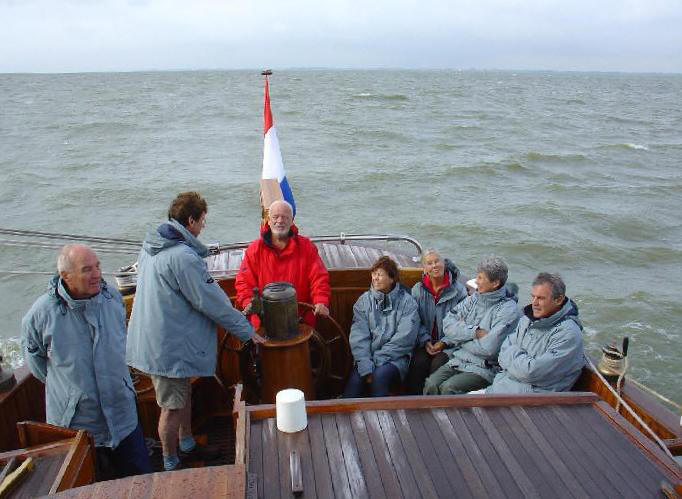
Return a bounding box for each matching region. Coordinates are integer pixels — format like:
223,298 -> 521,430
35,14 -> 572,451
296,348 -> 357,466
487,272 -> 584,394
423,256 -> 520,395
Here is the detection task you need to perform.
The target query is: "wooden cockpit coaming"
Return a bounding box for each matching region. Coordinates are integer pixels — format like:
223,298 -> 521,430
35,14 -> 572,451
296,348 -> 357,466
1,262 -> 679,498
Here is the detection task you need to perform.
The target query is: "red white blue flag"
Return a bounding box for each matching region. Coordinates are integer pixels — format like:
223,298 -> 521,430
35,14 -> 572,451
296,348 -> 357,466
262,77 -> 296,217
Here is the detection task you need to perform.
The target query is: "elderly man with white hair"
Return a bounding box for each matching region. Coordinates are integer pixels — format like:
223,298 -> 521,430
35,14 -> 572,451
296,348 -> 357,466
236,199 -> 331,329
22,244 -> 151,479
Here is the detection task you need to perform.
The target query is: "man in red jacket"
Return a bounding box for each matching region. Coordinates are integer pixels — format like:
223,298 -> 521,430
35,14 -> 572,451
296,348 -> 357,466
236,200 -> 331,330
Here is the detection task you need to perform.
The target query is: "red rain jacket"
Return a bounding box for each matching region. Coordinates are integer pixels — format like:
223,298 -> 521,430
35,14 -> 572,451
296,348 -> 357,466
235,224 -> 331,329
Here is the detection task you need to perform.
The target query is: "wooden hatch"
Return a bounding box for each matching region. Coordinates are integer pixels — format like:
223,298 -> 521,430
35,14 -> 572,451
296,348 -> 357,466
239,393 -> 682,498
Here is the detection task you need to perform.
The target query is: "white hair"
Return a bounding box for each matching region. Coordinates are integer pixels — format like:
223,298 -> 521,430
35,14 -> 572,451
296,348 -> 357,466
57,244 -> 78,273
420,248 -> 442,265
268,199 -> 294,218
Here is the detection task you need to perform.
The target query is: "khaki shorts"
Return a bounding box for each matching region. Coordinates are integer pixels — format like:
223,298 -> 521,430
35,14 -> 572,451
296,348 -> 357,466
150,375 -> 191,410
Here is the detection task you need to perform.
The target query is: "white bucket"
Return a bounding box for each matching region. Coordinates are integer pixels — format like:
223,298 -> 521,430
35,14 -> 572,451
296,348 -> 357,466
276,389 -> 307,433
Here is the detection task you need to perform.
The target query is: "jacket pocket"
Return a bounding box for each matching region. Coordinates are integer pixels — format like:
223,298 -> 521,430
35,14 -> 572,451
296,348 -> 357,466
60,389 -> 83,428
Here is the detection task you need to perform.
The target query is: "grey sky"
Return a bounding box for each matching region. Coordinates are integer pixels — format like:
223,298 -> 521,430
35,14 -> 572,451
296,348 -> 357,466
1,0 -> 681,73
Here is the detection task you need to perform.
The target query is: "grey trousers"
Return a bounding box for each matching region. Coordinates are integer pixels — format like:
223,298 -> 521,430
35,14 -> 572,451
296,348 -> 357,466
423,363 -> 490,395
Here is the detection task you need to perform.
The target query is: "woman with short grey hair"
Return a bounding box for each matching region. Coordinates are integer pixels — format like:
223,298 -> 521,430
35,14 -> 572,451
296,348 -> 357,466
424,255 -> 521,395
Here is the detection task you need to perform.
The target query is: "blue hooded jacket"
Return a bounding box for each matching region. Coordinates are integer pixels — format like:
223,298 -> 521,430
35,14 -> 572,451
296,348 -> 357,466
126,219 -> 254,377
22,276 -> 138,448
349,283 -> 420,380
411,259 -> 468,347
442,285 -> 521,383
487,298 -> 585,393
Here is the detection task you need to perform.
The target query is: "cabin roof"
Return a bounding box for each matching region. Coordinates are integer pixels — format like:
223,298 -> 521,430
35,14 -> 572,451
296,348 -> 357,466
206,242 -> 419,277
244,393 -> 681,498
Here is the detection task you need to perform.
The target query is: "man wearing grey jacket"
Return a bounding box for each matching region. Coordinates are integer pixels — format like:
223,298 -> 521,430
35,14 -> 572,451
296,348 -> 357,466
487,273 -> 584,394
22,244 -> 151,478
127,192 -> 265,471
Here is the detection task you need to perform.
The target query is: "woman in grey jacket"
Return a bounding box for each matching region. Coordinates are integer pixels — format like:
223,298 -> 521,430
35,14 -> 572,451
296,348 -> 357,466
405,250 -> 468,394
343,256 -> 420,398
424,256 -> 521,395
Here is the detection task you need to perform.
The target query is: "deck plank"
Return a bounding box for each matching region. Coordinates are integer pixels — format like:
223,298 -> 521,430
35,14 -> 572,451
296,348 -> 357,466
509,406 -> 590,499
249,420 -> 264,499
573,405 -> 668,492
442,408 -> 506,499
261,418 -> 281,499
276,418 -> 292,499
430,408 -> 488,498
338,244 -> 360,267
336,412 -> 370,499
348,412 -> 387,499
488,407 -> 571,498
288,429 -> 316,499
521,407 -> 618,499
404,409 -> 469,498
391,410 -> 440,499
307,414 -> 335,498
456,408 -> 523,498
321,413 -> 353,498
471,407 -> 541,499
376,409 -> 421,498
549,405 -> 638,497
350,245 -> 373,267
362,410 -> 404,499
326,243 -> 344,269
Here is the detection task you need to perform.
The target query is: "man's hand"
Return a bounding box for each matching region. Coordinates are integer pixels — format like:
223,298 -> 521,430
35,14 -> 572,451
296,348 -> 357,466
475,328 -> 488,339
365,374 -> 373,384
242,301 -> 253,316
313,303 -> 330,317
251,332 -> 267,344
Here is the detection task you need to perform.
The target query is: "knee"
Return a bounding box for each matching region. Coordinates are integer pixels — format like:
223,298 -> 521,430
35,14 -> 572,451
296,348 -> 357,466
423,375 -> 440,395
439,378 -> 465,395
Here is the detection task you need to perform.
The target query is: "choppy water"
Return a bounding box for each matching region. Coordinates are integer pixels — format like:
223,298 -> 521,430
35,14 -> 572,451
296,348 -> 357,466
1,70 -> 680,404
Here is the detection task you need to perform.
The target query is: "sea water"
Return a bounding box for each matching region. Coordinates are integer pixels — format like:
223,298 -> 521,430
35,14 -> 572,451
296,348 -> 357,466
1,70 -> 680,403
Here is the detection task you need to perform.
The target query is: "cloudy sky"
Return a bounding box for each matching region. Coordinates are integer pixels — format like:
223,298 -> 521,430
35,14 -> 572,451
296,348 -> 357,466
1,0 -> 681,73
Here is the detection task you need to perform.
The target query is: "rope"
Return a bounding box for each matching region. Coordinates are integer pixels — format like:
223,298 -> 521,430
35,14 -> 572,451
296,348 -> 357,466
585,354 -> 674,459
597,354 -> 629,412
628,377 -> 682,411
0,270 -> 137,276
0,238 -> 139,254
0,227 -> 140,245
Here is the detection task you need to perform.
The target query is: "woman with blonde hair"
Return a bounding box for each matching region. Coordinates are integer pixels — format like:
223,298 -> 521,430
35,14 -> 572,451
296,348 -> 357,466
405,249 -> 468,394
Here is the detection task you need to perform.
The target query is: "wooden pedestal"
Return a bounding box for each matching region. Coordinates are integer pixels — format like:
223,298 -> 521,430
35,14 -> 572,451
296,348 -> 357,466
259,324 -> 315,404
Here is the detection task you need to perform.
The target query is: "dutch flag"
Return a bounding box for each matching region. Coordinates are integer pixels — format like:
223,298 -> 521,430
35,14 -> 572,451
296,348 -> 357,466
262,77 -> 296,217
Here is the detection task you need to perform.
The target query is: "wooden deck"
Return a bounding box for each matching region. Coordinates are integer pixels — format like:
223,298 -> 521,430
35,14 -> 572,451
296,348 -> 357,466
242,393 -> 682,498
47,464 -> 245,498
206,241 -> 419,276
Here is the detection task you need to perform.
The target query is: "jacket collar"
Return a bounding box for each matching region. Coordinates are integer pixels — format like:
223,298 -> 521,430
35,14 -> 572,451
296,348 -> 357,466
370,282 -> 403,311
422,271 -> 451,301
477,285 -> 510,305
523,298 -> 582,329
261,223 -> 299,252
49,274 -> 102,311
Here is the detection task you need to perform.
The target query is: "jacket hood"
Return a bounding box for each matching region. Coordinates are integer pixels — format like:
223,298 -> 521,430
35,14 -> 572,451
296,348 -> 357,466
523,298 -> 582,330
370,282 -> 409,311
478,283 -> 518,305
443,258 -> 461,282
143,219 -> 208,258
47,273 -> 109,312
